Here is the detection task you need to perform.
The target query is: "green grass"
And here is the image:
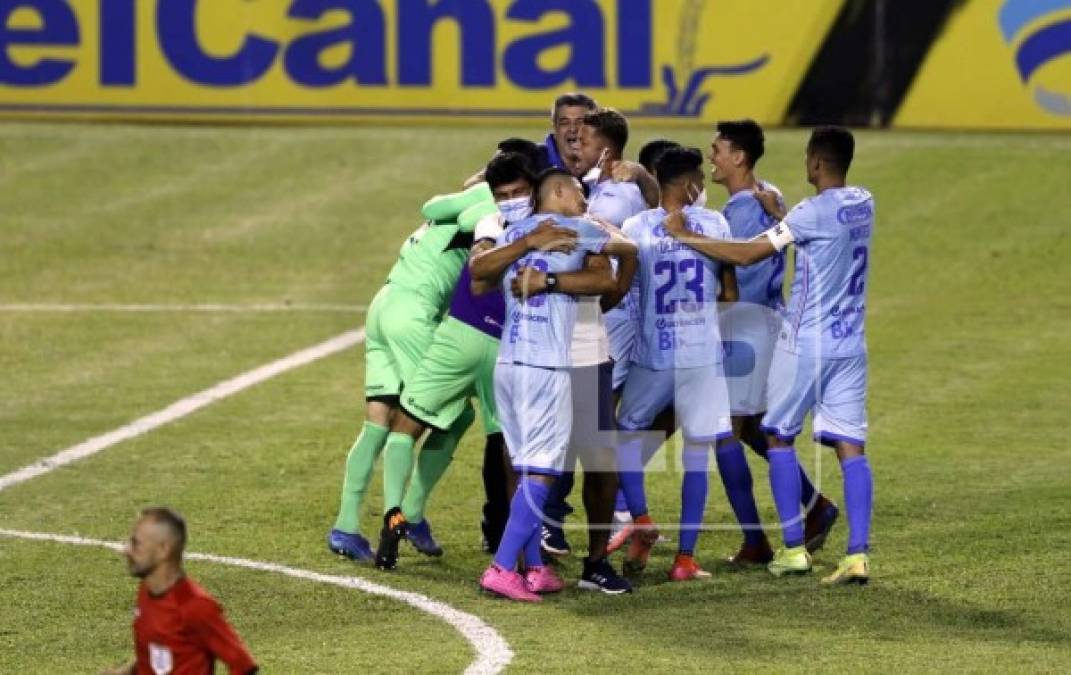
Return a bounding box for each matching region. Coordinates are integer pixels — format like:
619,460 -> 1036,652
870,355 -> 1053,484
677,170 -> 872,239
1,123 -> 1070,673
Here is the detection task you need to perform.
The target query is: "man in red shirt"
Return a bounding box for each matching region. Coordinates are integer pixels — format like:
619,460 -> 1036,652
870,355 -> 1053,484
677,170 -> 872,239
101,507 -> 258,675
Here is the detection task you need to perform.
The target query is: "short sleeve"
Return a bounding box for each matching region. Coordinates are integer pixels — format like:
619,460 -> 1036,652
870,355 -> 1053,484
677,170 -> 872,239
783,199 -> 820,244
475,212 -> 505,243
621,213 -> 643,241
578,217 -> 611,254
187,597 -> 258,675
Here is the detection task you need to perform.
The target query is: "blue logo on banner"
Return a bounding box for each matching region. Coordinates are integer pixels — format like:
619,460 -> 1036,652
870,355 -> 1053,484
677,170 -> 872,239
999,0 -> 1071,115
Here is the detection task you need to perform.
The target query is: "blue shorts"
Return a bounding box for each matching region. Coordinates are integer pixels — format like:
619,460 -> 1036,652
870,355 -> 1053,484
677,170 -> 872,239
494,362 -> 571,475
720,302 -> 781,416
616,363 -> 733,443
762,349 -> 868,446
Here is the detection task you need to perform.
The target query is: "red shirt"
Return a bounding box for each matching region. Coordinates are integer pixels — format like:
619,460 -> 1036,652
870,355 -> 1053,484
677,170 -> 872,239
133,576 -> 257,675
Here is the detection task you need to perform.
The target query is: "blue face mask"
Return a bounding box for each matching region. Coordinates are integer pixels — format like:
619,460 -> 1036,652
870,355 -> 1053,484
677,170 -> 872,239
497,196 -> 533,223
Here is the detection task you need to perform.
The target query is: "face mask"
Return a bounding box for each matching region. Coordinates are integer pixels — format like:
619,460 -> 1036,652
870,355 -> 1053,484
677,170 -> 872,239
582,148 -> 609,189
497,196 -> 533,223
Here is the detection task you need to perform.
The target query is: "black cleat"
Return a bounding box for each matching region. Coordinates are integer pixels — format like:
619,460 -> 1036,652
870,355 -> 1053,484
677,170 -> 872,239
374,507 -> 408,570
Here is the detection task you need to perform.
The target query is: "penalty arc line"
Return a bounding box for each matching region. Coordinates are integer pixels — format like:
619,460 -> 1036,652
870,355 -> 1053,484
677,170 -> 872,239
0,529 -> 512,675
0,327 -> 514,673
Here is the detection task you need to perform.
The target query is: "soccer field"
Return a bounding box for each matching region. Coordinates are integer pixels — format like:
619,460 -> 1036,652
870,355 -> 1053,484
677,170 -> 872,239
1,122 -> 1070,673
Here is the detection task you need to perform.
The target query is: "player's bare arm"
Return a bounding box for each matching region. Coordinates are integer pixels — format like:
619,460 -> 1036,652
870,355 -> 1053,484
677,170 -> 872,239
754,184 -> 787,221
511,253 -> 615,299
718,264 -> 739,303
469,219 -> 578,286
612,159 -> 660,207
662,209 -> 780,267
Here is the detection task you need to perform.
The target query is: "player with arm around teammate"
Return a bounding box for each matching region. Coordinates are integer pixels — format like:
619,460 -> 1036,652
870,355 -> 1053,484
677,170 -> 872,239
661,126 -> 875,585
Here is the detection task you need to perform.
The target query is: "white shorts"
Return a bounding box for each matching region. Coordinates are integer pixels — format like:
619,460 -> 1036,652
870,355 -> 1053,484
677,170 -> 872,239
494,362 -> 571,475
616,363 -> 733,443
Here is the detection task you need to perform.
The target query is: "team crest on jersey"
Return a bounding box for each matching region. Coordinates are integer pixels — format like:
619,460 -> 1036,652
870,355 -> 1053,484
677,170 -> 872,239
837,203 -> 873,225
148,642 -> 173,674
505,228 -> 526,244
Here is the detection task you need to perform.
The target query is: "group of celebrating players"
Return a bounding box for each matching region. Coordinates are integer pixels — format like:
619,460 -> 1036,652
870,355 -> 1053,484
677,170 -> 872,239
326,93 -> 876,602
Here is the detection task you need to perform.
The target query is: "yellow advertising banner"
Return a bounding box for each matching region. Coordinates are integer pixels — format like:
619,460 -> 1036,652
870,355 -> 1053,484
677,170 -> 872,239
0,0 -> 844,125
897,0 -> 1071,129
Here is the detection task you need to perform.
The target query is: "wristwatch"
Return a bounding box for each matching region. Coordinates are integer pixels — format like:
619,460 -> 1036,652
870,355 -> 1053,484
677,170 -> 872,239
545,272 -> 560,293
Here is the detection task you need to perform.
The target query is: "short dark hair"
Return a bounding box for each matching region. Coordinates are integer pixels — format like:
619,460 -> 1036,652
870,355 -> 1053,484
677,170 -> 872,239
532,167 -> 575,212
583,107 -> 629,154
496,137 -> 547,173
716,119 -> 765,169
485,152 -> 537,191
638,139 -> 681,174
552,92 -> 597,122
807,125 -> 855,174
653,147 -> 704,187
141,506 -> 187,554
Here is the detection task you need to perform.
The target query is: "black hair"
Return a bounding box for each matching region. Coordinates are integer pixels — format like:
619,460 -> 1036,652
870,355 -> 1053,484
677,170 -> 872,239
552,92 -> 597,122
485,152 -> 537,191
496,137 -> 548,173
141,506 -> 187,554
807,125 -> 855,174
582,107 -> 629,154
532,167 -> 575,213
715,119 -> 765,169
653,147 -> 704,187
638,139 -> 681,174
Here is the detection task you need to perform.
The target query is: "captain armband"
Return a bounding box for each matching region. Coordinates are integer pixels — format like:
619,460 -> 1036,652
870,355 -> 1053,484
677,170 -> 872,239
763,221 -> 796,252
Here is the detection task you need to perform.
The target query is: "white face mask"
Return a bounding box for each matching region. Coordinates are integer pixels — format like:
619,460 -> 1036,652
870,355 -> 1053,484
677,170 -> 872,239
497,196 -> 533,224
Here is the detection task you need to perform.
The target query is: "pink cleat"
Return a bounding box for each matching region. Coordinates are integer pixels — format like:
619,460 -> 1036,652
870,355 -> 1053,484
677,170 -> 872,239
524,565 -> 565,594
480,564 -> 542,602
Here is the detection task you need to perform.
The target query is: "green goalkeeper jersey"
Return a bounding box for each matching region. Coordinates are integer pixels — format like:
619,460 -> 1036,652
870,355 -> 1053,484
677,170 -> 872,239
385,221 -> 472,316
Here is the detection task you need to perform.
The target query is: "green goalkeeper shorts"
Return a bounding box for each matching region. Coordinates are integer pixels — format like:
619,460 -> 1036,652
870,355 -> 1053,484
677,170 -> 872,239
363,284 -> 440,402
400,316 -> 501,435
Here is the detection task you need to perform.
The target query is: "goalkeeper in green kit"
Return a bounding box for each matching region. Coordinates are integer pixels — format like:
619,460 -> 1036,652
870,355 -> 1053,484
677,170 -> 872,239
327,182 -> 499,561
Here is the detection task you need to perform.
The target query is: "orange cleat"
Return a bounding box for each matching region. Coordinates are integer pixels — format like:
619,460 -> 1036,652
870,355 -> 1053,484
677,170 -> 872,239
622,514 -> 659,575
668,553 -> 712,582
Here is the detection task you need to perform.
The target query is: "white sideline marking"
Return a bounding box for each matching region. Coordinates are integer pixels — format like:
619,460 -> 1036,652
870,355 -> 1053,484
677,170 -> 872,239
0,303 -> 368,314
0,329 -> 365,493
0,528 -> 513,675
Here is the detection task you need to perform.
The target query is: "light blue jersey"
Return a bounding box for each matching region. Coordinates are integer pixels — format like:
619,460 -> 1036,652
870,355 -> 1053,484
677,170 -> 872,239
781,186 -> 875,358
722,182 -> 787,310
497,214 -> 610,369
622,207 -> 731,370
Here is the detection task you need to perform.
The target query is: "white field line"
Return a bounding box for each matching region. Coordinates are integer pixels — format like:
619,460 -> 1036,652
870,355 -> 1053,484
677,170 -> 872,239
0,529 -> 513,675
0,329 -> 365,492
0,303 -> 368,313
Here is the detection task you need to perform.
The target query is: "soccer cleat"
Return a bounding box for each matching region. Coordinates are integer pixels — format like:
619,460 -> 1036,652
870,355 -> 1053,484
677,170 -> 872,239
622,514 -> 659,576
480,564 -> 542,602
374,507 -> 408,570
524,566 -> 565,594
805,499 -> 840,553
767,546 -> 813,577
668,553 -> 712,582
606,511 -> 634,554
578,557 -> 633,594
405,520 -> 444,557
327,529 -> 374,563
727,539 -> 774,566
821,553 -> 870,585
541,525 -> 572,557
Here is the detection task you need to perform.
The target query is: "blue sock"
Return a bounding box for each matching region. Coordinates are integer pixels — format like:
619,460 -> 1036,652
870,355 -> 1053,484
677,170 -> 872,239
616,433 -> 649,517
715,441 -> 765,546
523,523 -> 544,568
679,443 -> 710,555
494,478 -> 550,571
841,455 -> 873,555
614,489 -> 628,512
768,448 -> 805,548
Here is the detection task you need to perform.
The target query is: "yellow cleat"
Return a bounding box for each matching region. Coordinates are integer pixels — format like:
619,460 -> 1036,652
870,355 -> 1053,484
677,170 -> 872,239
821,553 -> 870,585
767,545 -> 812,577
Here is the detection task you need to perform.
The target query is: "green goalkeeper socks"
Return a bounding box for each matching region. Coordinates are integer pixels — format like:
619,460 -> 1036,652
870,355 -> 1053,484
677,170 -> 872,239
382,432 -> 417,512
402,405 -> 476,523
333,421 -> 389,534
